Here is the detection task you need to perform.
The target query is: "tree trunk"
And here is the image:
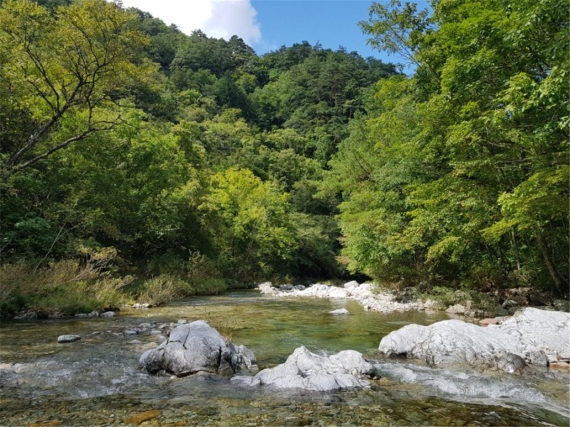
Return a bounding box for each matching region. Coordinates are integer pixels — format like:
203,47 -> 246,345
536,233 -> 565,291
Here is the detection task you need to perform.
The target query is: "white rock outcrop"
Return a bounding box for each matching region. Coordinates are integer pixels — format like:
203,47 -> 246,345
378,307 -> 570,368
233,346 -> 377,391
258,281 -> 432,313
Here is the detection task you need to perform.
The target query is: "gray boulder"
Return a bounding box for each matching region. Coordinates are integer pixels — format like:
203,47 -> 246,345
57,335 -> 81,343
139,320 -> 257,376
100,311 -> 115,318
234,346 -> 377,391
445,304 -> 467,315
378,307 -> 570,369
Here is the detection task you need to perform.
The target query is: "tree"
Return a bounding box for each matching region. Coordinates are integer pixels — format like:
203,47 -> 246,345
204,168 -> 297,282
0,0 -> 151,177
330,0 -> 569,292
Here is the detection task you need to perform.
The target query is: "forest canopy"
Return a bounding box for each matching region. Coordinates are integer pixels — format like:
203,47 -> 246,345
0,0 -> 567,317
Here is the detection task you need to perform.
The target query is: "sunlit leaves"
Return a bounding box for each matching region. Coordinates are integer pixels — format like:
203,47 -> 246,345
334,0 -> 569,290
0,0 -> 152,174
205,168 -> 297,281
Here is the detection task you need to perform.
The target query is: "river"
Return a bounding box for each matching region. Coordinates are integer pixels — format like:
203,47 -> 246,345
0,290 -> 568,426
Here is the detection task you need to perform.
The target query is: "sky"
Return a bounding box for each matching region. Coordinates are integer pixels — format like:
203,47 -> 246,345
117,0 -> 413,70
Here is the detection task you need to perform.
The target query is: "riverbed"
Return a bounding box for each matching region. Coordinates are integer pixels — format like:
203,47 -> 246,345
0,290 -> 568,426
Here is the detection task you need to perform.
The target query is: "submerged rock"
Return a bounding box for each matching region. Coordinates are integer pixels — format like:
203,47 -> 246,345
378,307 -> 570,370
139,320 -> 257,377
234,346 -> 377,391
329,308 -> 350,315
479,318 -> 499,326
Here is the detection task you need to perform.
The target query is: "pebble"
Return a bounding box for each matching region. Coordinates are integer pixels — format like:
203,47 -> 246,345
123,410 -> 161,424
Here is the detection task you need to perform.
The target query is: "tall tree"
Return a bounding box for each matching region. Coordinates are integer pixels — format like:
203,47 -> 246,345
329,0 -> 569,291
0,0 -> 151,177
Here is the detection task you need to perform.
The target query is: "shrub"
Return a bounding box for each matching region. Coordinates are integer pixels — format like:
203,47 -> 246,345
136,274 -> 185,306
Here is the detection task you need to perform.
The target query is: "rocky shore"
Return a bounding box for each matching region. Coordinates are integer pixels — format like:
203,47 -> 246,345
258,281 -> 439,313
258,281 -> 569,318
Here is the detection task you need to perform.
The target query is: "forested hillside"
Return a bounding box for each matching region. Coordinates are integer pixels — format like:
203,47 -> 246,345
0,0 -> 567,316
0,0 -> 398,314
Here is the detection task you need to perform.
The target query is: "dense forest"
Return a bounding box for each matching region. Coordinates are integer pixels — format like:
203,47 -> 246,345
0,0 -> 567,316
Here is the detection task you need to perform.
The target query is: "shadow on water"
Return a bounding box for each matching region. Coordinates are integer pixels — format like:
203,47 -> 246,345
0,290 -> 568,426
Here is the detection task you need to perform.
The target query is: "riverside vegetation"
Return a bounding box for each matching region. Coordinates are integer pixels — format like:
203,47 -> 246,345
0,0 -> 568,317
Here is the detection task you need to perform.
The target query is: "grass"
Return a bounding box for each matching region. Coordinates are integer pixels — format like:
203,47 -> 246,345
134,275 -> 228,306
0,249 -> 231,317
0,257 -> 130,317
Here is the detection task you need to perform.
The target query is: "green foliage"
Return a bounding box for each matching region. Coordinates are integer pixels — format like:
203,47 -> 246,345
328,0 -> 569,293
252,46 -> 398,163
204,168 -> 298,282
0,248 -> 129,317
0,0 -> 400,308
0,0 -> 153,176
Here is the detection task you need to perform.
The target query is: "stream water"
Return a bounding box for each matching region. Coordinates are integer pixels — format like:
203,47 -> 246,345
0,290 -> 568,426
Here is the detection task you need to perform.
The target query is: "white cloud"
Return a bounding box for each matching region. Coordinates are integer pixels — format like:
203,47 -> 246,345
118,0 -> 262,45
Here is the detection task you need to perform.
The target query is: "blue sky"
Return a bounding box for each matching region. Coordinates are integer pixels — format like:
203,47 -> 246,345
252,1 -> 396,61
118,0 -> 419,69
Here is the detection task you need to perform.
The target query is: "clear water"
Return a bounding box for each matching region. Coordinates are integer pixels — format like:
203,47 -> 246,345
0,290 -> 568,426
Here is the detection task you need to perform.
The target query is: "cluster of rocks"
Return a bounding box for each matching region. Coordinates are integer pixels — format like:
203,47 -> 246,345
487,286 -> 569,311
57,318 -> 196,346
138,307 -> 570,394
258,281 -> 437,313
14,309 -> 117,320
260,281 -> 569,319
445,295 -> 570,318
124,322 -> 169,342
378,307 -> 570,372
138,320 -> 380,391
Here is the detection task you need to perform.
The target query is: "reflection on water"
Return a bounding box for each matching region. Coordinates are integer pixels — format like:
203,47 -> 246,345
0,290 -> 568,426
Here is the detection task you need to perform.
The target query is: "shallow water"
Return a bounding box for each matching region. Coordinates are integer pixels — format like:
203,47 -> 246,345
0,290 -> 568,426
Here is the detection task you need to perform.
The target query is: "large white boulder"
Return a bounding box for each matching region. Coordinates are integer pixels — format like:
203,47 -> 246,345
139,320 -> 257,376
378,307 -> 570,368
234,346 -> 377,391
